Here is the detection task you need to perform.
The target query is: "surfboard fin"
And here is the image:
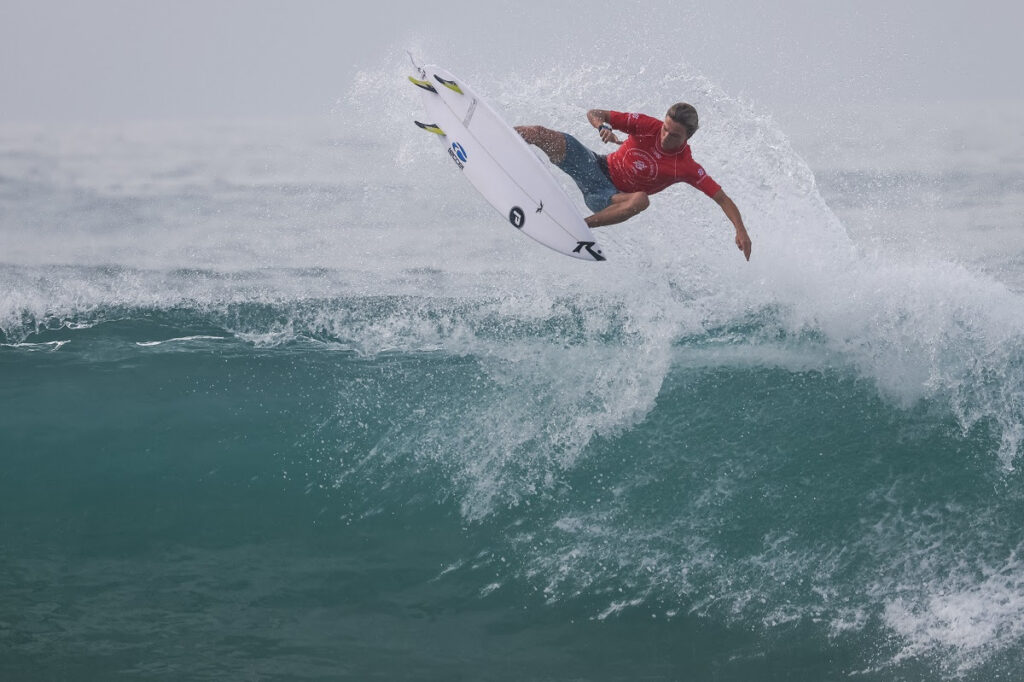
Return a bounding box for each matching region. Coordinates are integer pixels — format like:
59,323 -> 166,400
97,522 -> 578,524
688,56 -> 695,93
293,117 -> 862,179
414,121 -> 445,135
408,76 -> 437,93
434,75 -> 463,94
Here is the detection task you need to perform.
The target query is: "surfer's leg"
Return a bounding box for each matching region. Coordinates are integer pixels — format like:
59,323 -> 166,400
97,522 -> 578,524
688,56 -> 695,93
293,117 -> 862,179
515,126 -> 567,164
585,192 -> 650,228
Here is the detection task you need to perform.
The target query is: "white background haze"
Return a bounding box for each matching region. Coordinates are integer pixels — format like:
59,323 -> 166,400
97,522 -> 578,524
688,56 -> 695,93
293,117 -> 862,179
2,0 -> 1022,128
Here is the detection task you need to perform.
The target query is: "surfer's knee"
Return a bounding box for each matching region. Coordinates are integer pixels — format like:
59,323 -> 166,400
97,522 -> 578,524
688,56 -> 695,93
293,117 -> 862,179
515,125 -> 544,144
515,126 -> 565,163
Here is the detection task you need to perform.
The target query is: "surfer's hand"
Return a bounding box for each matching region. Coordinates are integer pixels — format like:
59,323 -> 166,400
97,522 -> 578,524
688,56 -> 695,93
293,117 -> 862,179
735,227 -> 752,261
597,123 -> 620,145
713,191 -> 750,261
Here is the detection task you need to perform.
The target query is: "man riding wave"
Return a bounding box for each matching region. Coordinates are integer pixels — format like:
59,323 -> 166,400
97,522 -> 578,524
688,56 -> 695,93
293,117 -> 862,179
516,103 -> 752,261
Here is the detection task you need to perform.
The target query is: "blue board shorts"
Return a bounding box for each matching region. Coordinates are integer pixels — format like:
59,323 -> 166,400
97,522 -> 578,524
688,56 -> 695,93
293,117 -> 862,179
554,133 -> 619,213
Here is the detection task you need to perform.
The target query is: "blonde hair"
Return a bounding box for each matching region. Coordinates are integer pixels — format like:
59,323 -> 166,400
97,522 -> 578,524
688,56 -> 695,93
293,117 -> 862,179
667,103 -> 699,138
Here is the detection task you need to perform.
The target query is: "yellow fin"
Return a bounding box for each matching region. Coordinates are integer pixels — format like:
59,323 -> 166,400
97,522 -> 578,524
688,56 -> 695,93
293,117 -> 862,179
408,76 -> 437,93
414,120 -> 445,135
434,76 -> 463,94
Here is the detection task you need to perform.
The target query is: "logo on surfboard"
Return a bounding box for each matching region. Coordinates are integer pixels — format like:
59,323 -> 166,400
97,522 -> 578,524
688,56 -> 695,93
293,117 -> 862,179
448,142 -> 468,169
509,206 -> 525,229
573,241 -> 606,261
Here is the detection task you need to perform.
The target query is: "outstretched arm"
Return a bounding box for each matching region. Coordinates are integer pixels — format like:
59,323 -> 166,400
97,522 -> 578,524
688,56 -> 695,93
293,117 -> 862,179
587,109 -> 621,145
712,190 -> 752,261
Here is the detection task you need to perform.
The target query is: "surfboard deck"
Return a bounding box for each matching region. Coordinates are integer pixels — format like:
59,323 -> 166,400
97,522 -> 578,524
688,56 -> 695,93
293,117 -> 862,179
409,64 -> 606,262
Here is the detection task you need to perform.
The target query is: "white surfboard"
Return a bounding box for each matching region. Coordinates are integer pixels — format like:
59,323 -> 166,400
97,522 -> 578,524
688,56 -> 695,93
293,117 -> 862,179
409,64 -> 606,262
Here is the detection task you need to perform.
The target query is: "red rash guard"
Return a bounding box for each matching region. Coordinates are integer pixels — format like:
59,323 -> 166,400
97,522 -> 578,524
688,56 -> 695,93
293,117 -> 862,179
606,111 -> 722,198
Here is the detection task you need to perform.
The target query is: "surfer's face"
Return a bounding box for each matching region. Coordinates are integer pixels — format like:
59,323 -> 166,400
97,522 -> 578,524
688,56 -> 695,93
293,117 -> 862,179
660,116 -> 689,150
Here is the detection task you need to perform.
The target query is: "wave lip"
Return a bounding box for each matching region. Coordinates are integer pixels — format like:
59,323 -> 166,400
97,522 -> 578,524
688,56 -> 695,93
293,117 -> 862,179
135,335 -> 226,347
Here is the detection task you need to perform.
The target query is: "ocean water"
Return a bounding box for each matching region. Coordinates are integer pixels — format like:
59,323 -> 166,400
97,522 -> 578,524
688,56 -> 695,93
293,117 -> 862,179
2,55 -> 1024,681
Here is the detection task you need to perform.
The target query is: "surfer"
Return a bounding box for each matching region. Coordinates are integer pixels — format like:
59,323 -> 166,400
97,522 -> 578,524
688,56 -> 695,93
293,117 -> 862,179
515,104 -> 752,260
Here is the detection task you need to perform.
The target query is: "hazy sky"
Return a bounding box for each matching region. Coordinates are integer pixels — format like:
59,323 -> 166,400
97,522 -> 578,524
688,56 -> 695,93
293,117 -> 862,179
2,0 -> 1022,124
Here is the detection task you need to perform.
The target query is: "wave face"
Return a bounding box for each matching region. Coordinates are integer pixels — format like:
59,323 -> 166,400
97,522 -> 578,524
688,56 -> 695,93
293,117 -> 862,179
2,53 -> 1024,680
